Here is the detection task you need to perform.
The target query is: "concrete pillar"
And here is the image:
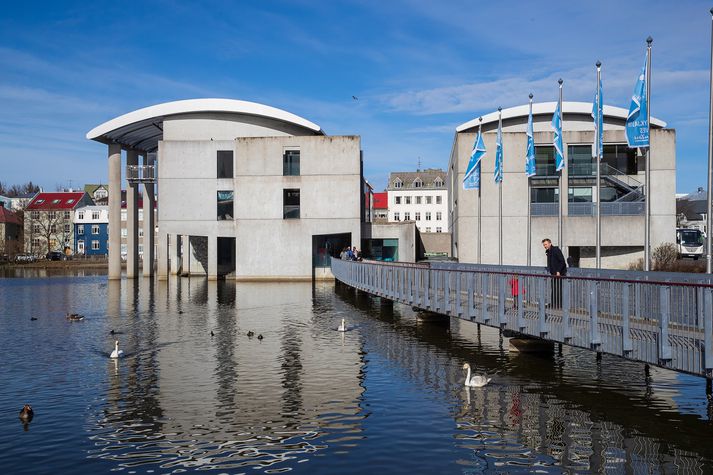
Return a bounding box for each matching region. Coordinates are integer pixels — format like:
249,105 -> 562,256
157,232 -> 168,280
108,144 -> 122,280
181,234 -> 191,275
126,149 -> 139,278
170,233 -> 181,275
208,236 -> 218,280
142,153 -> 156,277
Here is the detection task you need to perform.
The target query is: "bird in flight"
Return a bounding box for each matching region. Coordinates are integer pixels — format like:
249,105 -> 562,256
352,95 -> 358,100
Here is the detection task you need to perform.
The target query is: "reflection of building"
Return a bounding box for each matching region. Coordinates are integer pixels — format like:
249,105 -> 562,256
87,99 -> 363,280
448,102 -> 676,268
74,205 -> 108,256
24,191 -> 94,255
388,169 -> 448,234
120,193 -> 157,262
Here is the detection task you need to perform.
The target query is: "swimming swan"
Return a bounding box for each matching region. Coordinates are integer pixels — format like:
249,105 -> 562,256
337,318 -> 347,332
110,340 -> 124,359
462,363 -> 491,388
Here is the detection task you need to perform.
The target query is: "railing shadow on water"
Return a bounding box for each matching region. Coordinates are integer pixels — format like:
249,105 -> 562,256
331,279 -> 713,472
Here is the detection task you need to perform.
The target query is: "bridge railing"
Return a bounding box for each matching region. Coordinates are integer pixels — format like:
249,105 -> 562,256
331,257 -> 713,378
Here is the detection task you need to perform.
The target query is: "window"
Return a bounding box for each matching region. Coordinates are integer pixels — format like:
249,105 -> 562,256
50,224 -> 57,233
283,149 -> 300,176
52,199 -> 60,204
534,146 -> 556,176
217,191 -> 234,220
425,227 -> 431,232
568,145 -> 594,176
426,212 -> 432,221
395,196 -> 401,205
92,211 -> 100,220
121,210 -> 126,221
67,199 -> 75,204
64,224 -> 70,233
36,199 -> 45,205
138,209 -> 143,221
413,179 -> 423,188
92,225 -> 100,235
217,150 -> 234,178
393,180 -> 402,188
416,196 -> 422,204
78,211 -> 85,220
48,211 -> 56,220
121,228 -> 127,237
92,240 -> 100,251
603,144 -> 638,175
426,196 -> 432,204
139,228 -> 144,238
78,226 -> 84,235
283,189 -> 300,219
436,227 -> 442,233
394,212 -> 400,221
569,187 -> 593,202
33,224 -> 40,233
436,212 -> 442,221
531,187 -> 559,203
415,212 -> 421,221
32,238 -> 40,248
404,212 -> 410,221
64,211 -> 70,220
405,196 -> 411,205
436,196 -> 442,205
31,211 -> 39,219
434,179 -> 444,187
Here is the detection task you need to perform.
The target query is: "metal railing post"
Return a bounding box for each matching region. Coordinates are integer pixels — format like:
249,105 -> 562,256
456,272 -> 462,316
622,283 -> 633,354
424,269 -> 431,309
482,274 -> 490,323
705,288 -> 713,377
445,271 -> 451,314
589,280 -> 601,348
468,273 -> 475,319
415,268 -> 421,306
498,274 -> 506,326
517,278 -> 525,331
659,286 -> 672,364
563,278 -> 571,340
538,277 -> 547,336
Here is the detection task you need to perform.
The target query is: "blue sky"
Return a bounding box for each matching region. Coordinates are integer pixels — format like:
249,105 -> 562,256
0,0 -> 710,192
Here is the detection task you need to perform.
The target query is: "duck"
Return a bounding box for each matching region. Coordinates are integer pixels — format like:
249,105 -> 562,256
247,330 -> 255,338
257,334 -> 263,341
66,313 -> 84,321
462,363 -> 491,388
109,329 -> 115,335
178,310 -> 184,315
110,340 -> 124,359
337,318 -> 347,332
210,330 -> 215,337
19,404 -> 34,421
30,317 -> 38,321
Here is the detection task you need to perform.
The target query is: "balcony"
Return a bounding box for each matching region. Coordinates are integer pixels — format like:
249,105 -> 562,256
126,165 -> 156,183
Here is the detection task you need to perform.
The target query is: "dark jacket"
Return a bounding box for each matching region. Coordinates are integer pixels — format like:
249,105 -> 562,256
546,246 -> 567,276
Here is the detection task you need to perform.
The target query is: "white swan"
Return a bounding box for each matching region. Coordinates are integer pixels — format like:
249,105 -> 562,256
337,318 -> 347,332
462,363 -> 491,388
110,340 -> 124,359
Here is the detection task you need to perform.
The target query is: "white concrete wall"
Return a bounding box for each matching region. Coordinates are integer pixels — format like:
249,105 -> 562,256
362,222 -> 417,262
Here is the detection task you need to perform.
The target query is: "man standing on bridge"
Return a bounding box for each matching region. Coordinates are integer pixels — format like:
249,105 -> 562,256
542,238 -> 567,307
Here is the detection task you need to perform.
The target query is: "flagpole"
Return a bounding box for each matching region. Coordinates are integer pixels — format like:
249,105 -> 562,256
707,10 -> 713,274
478,116 -> 483,264
644,36 -> 652,271
558,78 -> 564,254
527,93 -> 533,267
498,107 -> 503,266
594,61 -> 604,269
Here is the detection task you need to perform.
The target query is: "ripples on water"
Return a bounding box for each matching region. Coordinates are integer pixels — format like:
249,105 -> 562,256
1,270 -> 713,474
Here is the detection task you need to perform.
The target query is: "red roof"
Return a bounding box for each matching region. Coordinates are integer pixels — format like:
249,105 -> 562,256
373,192 -> 388,209
0,207 -> 21,225
26,192 -> 88,210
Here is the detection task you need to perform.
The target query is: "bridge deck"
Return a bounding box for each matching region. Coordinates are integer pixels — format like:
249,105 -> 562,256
330,258 -> 713,378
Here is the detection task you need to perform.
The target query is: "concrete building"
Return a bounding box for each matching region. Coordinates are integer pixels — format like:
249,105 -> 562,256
74,205 -> 109,256
387,169 -> 448,234
448,101 -> 676,269
87,99 -> 365,280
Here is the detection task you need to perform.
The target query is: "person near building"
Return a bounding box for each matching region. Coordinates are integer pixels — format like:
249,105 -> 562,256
542,238 -> 567,307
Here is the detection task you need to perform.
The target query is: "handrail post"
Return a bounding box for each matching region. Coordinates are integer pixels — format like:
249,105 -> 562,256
445,271 -> 451,314
659,286 -> 672,364
622,283 -> 633,354
482,274 -> 490,323
434,271 -> 440,311
498,274 -> 506,326
590,280 -> 601,348
538,277 -> 547,337
705,288 -> 713,378
456,272 -> 463,316
563,278 -> 571,341
407,268 -> 413,304
415,268 -> 421,306
424,269 -> 431,309
517,277 -> 525,331
468,273 -> 475,320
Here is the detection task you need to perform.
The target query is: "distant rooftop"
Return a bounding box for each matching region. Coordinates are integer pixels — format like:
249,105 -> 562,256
387,169 -> 447,190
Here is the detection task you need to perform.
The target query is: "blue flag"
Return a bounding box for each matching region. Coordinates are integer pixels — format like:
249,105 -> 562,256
591,77 -> 603,158
626,52 -> 649,148
464,130 -> 486,190
552,100 -> 564,171
525,104 -> 536,177
494,119 -> 503,184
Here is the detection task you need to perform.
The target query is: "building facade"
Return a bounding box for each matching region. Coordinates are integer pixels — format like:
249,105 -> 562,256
0,207 -> 22,257
387,169 -> 448,234
373,192 -> 388,222
448,101 -> 676,269
87,99 -> 363,280
74,205 -> 109,256
24,191 -> 94,255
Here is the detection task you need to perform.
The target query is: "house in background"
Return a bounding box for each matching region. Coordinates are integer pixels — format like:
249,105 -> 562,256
24,191 -> 94,255
74,205 -> 109,256
387,169 -> 449,234
0,206 -> 22,257
84,184 -> 109,205
373,192 -> 388,222
676,187 -> 708,234
8,192 -> 37,211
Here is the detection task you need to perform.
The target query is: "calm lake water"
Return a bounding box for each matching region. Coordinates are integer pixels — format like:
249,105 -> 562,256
2,269 -> 713,474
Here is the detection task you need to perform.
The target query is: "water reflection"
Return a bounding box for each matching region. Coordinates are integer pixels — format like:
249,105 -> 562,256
1,274 -> 713,474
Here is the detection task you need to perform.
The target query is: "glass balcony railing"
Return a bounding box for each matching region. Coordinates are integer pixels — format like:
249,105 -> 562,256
126,165 -> 156,182
531,202 -> 645,216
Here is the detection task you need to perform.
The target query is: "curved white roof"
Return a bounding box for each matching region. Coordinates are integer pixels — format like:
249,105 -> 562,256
87,98 -> 323,152
456,101 -> 666,132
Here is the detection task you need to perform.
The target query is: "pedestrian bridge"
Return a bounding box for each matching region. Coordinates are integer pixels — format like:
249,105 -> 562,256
331,258 -> 713,379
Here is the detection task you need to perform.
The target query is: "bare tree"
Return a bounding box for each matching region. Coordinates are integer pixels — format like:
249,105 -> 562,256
26,210 -> 71,255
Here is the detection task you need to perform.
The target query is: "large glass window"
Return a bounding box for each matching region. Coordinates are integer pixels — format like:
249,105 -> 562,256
394,212 -> 400,221
568,187 -> 592,202
531,187 -> 559,203
436,211 -> 442,221
283,150 -> 300,176
217,191 -> 234,220
534,146 -> 556,176
283,189 -> 300,219
217,151 -> 233,178
92,225 -> 100,234
405,196 -> 411,205
602,144 -> 637,175
395,196 -> 401,204
568,145 -> 594,176
436,196 -> 442,204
